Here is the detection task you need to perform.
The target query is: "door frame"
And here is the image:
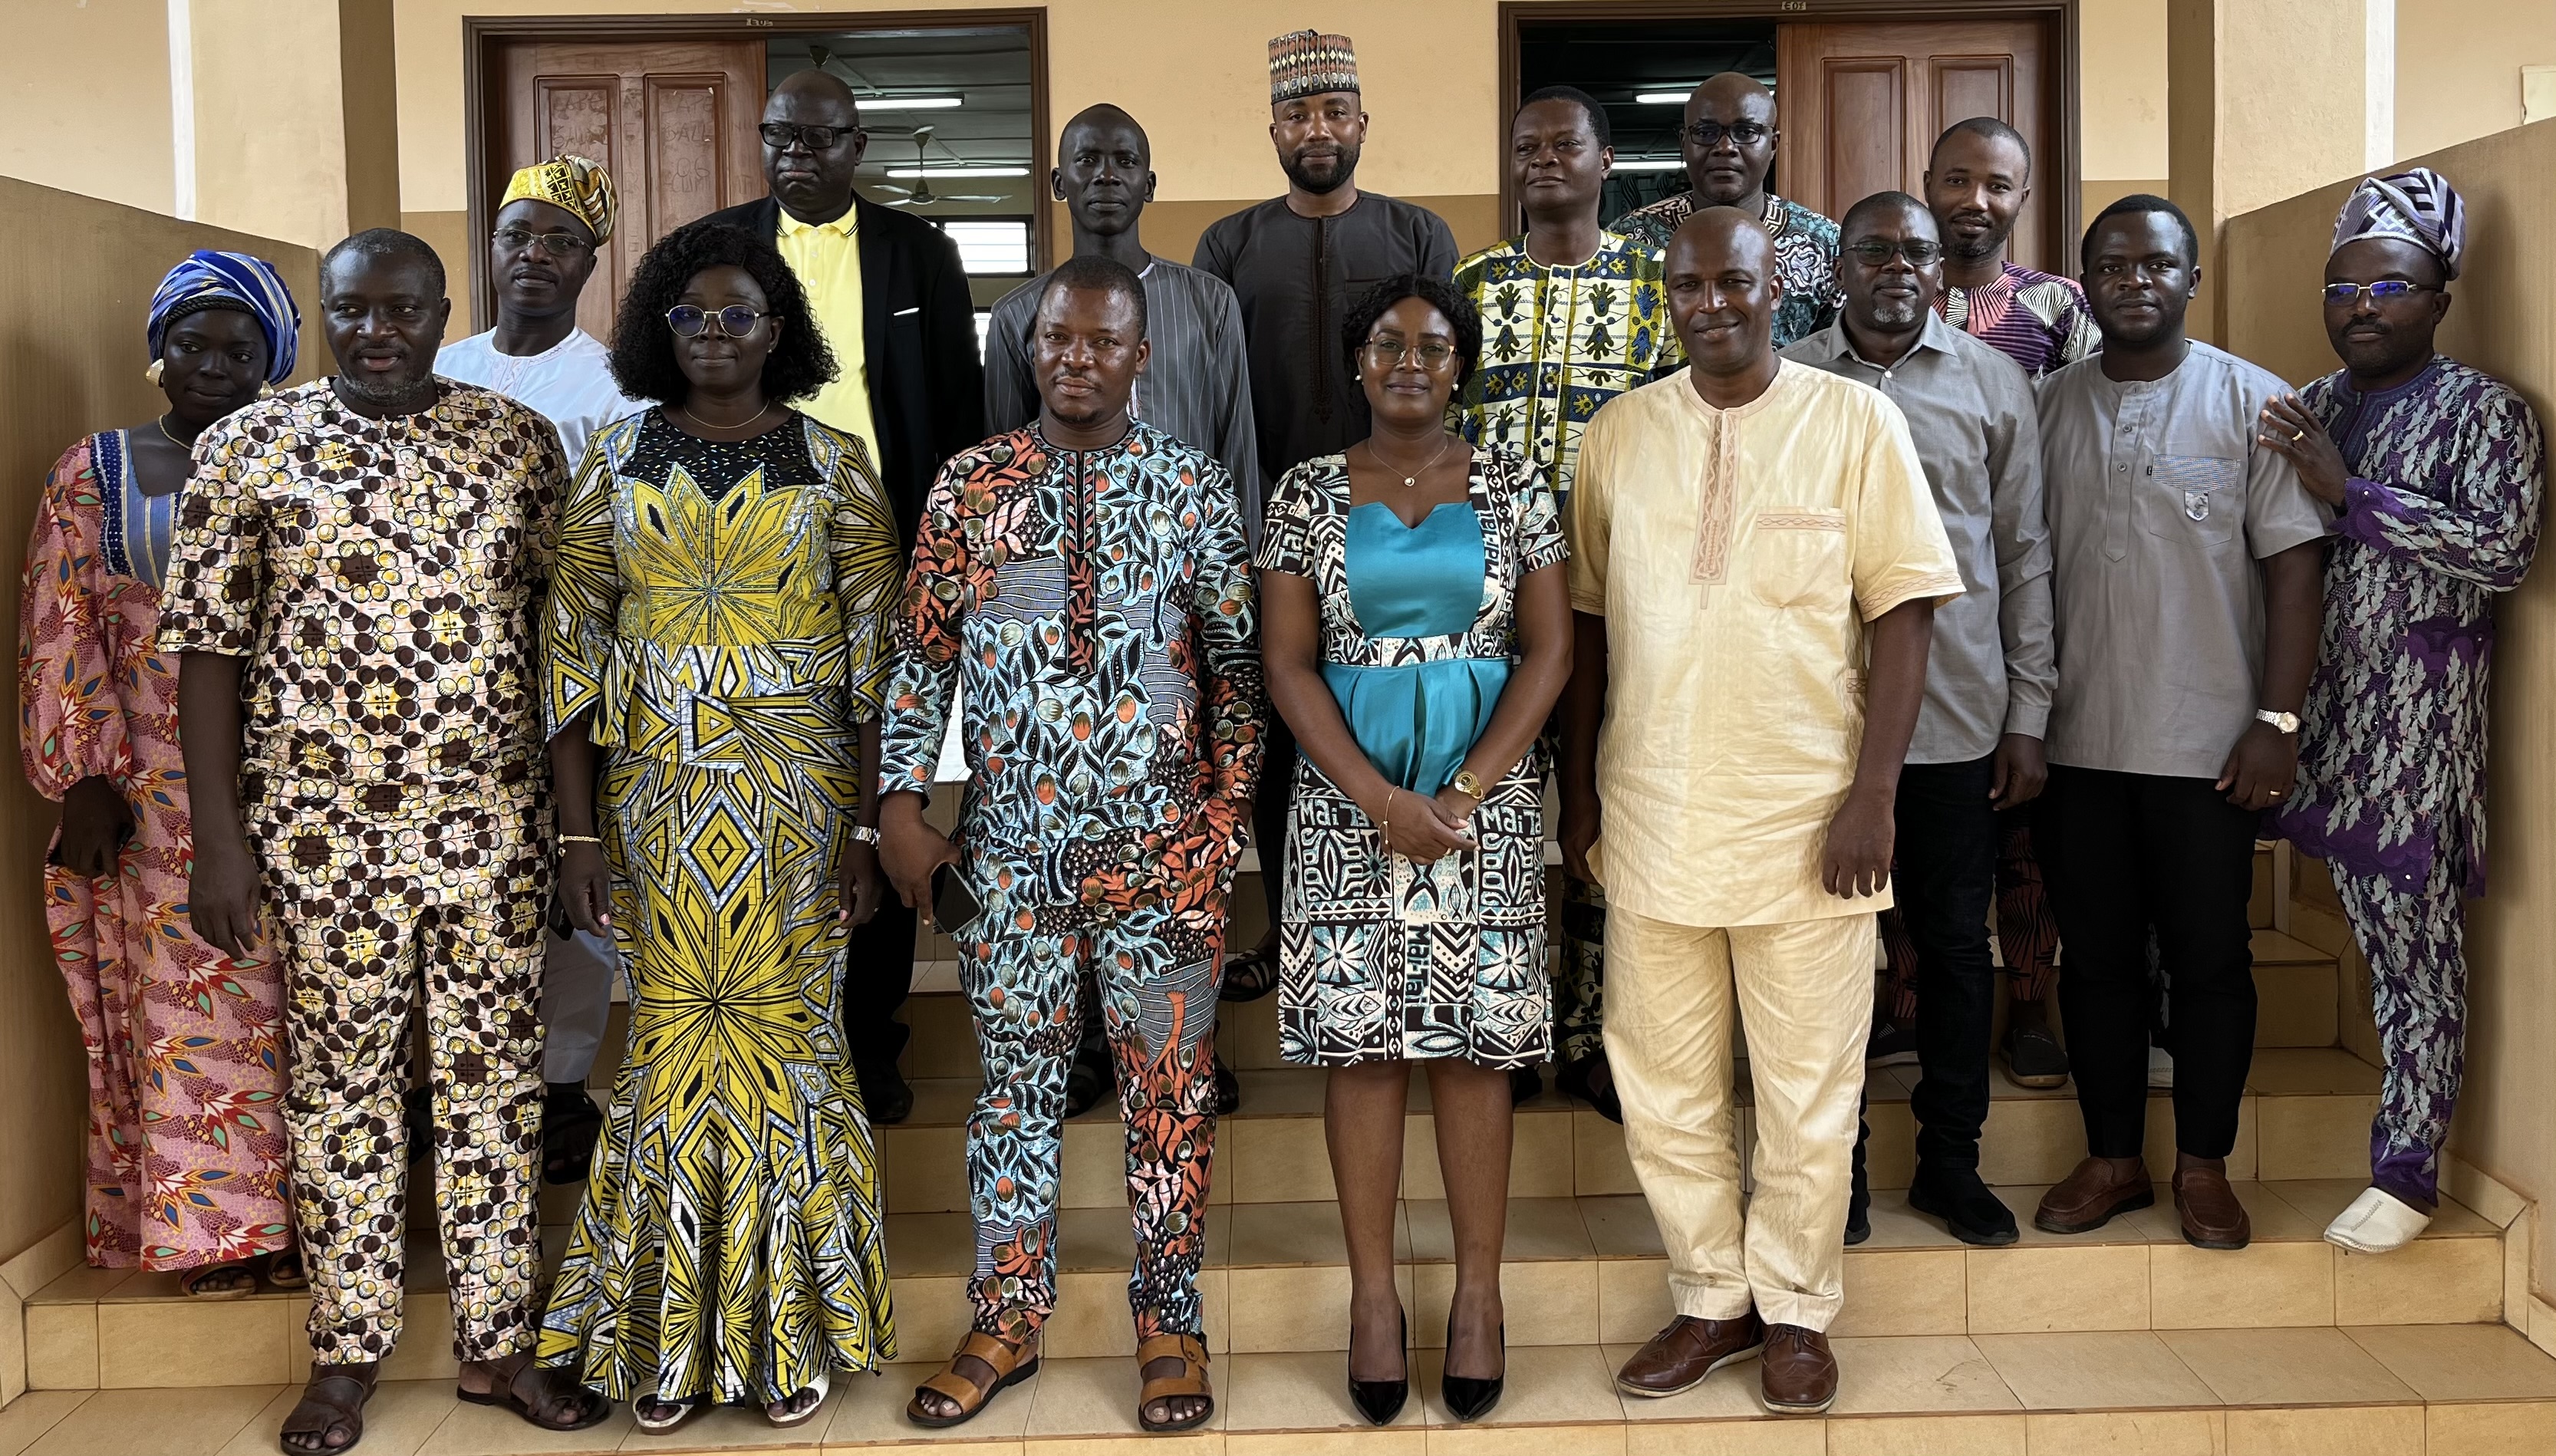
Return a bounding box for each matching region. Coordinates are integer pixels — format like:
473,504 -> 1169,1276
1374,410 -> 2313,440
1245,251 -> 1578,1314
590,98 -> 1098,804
1494,0 -> 2080,256
461,8 -> 1052,328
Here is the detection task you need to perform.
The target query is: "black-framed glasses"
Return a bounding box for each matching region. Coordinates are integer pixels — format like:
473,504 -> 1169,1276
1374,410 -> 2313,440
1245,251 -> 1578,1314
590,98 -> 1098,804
1684,120 -> 1771,149
666,305 -> 769,339
759,120 -> 857,152
492,226 -> 591,257
1365,338 -> 1458,370
2321,280 -> 2438,305
1847,239 -> 1946,267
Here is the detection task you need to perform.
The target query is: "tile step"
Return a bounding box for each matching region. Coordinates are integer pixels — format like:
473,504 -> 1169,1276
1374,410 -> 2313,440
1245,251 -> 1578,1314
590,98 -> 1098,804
23,1178 -> 2511,1385
8,1323 -> 2554,1456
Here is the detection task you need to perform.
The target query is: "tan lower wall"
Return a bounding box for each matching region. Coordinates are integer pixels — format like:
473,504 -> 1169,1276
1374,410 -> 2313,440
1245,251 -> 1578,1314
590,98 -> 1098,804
0,179 -> 323,1268
2229,117 -> 2556,1302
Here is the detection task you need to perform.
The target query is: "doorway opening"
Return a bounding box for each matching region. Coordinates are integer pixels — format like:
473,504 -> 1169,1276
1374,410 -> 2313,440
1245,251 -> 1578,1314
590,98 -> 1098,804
1517,18 -> 1777,227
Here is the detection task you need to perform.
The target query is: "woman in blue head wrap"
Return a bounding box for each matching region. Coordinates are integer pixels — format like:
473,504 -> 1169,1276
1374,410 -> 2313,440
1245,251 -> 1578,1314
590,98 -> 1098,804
17,249 -> 301,1300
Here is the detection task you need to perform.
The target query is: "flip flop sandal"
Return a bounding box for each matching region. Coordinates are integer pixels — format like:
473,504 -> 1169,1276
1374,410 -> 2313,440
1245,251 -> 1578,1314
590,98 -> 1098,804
632,1391 -> 710,1435
1217,945 -> 1280,1002
278,1362 -> 377,1454
265,1249 -> 308,1291
459,1355 -> 611,1432
179,1261 -> 257,1300
541,1086 -> 606,1186
908,1329 -> 1040,1428
765,1368 -> 830,1428
1135,1332 -> 1214,1434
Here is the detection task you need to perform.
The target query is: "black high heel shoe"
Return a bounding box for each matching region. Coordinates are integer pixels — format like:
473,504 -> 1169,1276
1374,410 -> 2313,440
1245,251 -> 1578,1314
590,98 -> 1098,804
1347,1309 -> 1408,1426
1441,1314 -> 1506,1422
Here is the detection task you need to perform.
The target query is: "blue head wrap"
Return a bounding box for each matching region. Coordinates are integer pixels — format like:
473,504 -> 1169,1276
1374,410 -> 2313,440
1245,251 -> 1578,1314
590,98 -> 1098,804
147,250 -> 301,385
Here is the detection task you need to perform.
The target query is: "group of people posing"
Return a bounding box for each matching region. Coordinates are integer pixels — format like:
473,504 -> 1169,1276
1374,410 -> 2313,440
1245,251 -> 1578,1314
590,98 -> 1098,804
22,25 -> 2538,1453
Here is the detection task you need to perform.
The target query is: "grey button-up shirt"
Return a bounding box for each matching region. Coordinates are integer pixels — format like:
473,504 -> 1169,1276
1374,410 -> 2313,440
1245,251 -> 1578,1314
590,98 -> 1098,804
2036,341 -> 2329,779
1784,313 -> 2054,763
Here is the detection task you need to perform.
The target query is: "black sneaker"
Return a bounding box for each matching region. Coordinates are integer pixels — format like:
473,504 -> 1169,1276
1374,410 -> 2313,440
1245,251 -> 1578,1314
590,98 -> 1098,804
1908,1164 -> 2020,1246
856,1059 -> 914,1125
2003,1016 -> 2070,1089
1864,1016 -> 1919,1067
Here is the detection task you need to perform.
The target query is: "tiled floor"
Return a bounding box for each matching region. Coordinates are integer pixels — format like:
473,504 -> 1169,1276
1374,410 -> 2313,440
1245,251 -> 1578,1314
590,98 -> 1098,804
5,1323 -> 2551,1456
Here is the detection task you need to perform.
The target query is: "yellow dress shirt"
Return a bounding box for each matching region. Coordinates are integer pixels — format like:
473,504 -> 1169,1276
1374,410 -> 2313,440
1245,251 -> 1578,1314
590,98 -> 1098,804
1569,362 -> 1964,928
776,206 -> 881,469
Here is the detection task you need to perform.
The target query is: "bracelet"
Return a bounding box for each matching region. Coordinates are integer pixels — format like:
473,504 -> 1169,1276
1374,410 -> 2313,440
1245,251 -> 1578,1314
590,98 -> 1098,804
559,834 -> 603,846
1381,787 -> 1396,833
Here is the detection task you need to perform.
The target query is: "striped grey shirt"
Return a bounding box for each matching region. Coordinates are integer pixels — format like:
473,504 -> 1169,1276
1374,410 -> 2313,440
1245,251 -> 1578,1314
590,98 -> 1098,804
985,257 -> 1263,539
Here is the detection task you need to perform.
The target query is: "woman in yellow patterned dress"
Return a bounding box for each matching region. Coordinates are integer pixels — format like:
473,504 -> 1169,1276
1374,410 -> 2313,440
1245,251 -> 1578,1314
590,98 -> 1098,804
537,221 -> 899,1431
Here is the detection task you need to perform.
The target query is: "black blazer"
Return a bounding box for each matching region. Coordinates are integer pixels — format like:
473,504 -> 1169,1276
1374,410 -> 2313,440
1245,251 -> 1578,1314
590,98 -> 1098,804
699,194 -> 985,544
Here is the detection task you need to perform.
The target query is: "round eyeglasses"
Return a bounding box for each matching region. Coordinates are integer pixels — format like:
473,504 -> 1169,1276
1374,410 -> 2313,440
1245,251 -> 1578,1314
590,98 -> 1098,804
666,305 -> 769,339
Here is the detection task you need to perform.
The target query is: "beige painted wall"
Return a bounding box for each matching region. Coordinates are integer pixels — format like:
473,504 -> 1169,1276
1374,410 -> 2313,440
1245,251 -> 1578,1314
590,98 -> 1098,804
0,0 -> 176,217
0,180 -> 323,1272
2081,0 -> 2171,183
2396,2 -> 2556,160
2228,117 -> 2556,1303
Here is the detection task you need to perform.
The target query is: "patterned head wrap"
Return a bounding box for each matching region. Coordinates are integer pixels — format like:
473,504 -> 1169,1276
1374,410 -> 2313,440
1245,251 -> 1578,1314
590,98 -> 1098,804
2331,166 -> 2465,280
1269,30 -> 1358,105
146,249 -> 301,385
499,154 -> 618,245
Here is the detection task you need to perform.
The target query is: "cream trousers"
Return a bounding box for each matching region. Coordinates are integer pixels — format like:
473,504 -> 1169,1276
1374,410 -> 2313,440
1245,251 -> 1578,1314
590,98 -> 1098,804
1603,906 -> 1876,1332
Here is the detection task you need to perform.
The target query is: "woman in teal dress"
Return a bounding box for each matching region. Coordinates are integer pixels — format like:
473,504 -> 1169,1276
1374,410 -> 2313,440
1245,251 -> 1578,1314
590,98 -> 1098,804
1256,275 -> 1573,1426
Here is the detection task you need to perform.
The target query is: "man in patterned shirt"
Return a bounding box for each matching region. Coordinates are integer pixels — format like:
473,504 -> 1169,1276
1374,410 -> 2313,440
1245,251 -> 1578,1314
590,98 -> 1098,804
1612,71 -> 1839,348
165,230 -> 605,1450
882,257 -> 1261,1434
1452,83 -> 1674,1115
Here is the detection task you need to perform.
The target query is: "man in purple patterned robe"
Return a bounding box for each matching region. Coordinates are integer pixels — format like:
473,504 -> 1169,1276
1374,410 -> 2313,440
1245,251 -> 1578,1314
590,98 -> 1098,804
2263,167 -> 2544,1254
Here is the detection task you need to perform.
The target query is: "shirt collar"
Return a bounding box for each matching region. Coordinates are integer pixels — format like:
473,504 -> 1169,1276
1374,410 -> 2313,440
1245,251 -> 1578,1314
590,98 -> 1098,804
1815,311 -> 1961,371
778,203 -> 858,239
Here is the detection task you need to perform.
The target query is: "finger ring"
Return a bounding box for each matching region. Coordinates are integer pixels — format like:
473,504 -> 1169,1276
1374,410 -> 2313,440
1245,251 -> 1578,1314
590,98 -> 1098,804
2291,427 -> 2306,441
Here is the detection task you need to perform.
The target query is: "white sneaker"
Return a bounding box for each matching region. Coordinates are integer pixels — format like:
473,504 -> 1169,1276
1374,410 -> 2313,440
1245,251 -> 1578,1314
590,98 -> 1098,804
2324,1185 -> 2432,1253
2146,1046 -> 2175,1088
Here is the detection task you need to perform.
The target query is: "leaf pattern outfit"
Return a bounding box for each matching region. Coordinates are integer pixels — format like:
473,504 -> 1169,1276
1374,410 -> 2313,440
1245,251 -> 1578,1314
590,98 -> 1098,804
2271,357 -> 2544,1210
18,431 -> 291,1271
879,420 -> 1261,1341
1259,450 -> 1566,1069
1612,190 -> 1842,348
535,410 -> 901,1403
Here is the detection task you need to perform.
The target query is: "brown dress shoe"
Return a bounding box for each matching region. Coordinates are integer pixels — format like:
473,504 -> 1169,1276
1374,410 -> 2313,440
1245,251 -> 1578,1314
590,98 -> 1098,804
1616,1311 -> 1765,1398
2172,1158 -> 2251,1249
1759,1324 -> 1837,1414
2034,1156 -> 2154,1234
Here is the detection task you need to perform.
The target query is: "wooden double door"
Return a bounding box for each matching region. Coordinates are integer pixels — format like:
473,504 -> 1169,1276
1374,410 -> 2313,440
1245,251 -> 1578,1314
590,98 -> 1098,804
489,39 -> 767,341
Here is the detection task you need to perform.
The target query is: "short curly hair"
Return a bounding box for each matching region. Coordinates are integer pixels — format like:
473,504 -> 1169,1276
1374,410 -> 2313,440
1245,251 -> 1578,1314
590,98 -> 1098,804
608,220 -> 839,406
1341,272 -> 1483,390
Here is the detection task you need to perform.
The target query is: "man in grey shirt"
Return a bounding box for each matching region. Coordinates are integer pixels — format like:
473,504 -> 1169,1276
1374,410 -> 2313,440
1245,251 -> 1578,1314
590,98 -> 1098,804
1785,193 -> 2052,1249
2030,196 -> 2324,1253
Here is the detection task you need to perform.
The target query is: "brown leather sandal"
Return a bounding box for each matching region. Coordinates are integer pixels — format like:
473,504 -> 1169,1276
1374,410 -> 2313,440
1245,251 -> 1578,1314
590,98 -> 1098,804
1136,1331 -> 1214,1433
907,1329 -> 1040,1428
278,1361 -> 377,1454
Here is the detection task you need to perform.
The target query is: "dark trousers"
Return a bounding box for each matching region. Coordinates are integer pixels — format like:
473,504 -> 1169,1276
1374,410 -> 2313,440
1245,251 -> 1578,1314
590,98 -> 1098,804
2034,765 -> 2258,1160
1898,756 -> 2001,1171
1253,716 -> 1300,927
842,894 -> 918,1072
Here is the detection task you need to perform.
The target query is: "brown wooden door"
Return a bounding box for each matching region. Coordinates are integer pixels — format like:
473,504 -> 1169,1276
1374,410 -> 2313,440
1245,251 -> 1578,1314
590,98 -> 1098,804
491,39 -> 767,342
1775,18 -> 2060,273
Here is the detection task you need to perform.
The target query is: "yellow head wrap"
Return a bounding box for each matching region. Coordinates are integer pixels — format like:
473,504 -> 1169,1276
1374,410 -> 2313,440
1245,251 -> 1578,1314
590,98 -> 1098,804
499,155 -> 618,245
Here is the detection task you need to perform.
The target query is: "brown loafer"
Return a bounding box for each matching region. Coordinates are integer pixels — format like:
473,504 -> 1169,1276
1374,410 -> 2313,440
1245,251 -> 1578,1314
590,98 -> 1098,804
2034,1156 -> 2154,1234
2172,1158 -> 2251,1250
1759,1324 -> 1837,1414
1616,1311 -> 1765,1398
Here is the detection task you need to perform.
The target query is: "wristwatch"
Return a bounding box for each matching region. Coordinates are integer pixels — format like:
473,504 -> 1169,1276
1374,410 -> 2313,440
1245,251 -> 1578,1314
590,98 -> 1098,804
1449,769 -> 1485,800
849,825 -> 882,845
2255,709 -> 2301,735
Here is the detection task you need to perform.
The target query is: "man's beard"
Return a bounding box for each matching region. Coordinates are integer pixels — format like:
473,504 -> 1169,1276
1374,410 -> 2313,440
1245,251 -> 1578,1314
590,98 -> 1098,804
1281,141 -> 1361,196
1868,298 -> 1924,329
1945,216 -> 2011,263
334,369 -> 440,415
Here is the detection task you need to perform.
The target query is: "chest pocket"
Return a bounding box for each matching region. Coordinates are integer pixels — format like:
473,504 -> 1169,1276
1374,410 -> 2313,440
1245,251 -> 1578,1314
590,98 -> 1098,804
1745,508 -> 1850,610
2141,455 -> 2241,548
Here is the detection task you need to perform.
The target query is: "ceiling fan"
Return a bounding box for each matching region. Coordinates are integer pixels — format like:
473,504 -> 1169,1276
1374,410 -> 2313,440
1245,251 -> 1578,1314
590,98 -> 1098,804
871,126 -> 1010,207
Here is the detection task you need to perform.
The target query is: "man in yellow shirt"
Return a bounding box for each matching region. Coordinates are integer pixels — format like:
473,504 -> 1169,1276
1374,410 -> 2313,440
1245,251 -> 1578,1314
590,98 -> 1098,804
703,64 -> 986,1125
1562,208 -> 1961,1416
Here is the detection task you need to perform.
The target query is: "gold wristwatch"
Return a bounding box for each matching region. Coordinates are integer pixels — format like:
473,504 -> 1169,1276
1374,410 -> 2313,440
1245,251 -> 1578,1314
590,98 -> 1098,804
1450,769 -> 1485,800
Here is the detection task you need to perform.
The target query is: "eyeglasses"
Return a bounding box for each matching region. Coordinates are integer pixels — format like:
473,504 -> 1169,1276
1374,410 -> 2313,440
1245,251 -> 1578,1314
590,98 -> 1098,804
666,305 -> 769,339
1846,239 -> 1946,267
759,121 -> 857,153
2320,280 -> 2439,305
492,226 -> 591,256
1683,120 -> 1771,148
1365,338 -> 1458,370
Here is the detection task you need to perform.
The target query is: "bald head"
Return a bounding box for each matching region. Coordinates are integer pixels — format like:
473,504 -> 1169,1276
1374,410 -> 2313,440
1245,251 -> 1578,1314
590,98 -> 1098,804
772,66 -> 861,114
762,66 -> 868,222
1680,72 -> 1780,207
1056,103 -> 1157,240
1665,207 -> 1780,380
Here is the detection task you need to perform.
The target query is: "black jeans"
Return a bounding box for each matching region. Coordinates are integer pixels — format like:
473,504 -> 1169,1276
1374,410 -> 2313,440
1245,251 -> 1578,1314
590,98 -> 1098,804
842,894 -> 917,1074
2034,765 -> 2258,1160
1898,755 -> 2001,1171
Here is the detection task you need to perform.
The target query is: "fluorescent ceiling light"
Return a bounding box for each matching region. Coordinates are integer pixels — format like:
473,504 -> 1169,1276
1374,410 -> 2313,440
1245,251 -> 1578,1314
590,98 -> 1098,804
861,94 -> 963,110
1610,158 -> 1687,171
1634,90 -> 1691,104
886,166 -> 1029,179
